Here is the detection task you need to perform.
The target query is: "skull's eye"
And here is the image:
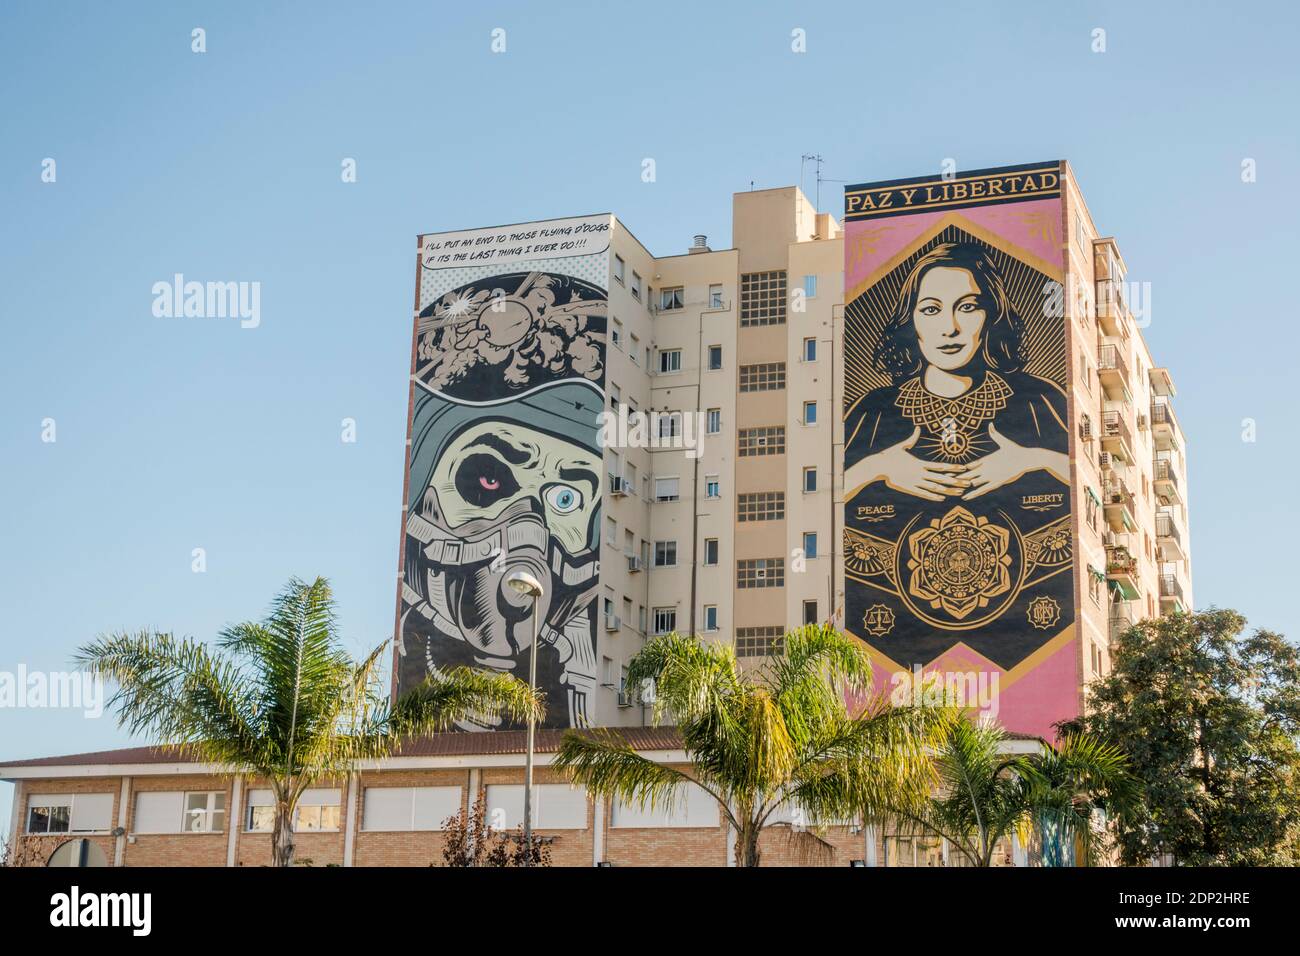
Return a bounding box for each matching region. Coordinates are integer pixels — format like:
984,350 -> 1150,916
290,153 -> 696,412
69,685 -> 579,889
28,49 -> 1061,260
544,484 -> 582,515
454,453 -> 520,508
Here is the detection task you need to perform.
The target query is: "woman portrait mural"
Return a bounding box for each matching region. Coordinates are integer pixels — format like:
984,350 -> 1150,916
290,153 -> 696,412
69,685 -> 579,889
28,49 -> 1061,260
841,163 -> 1077,737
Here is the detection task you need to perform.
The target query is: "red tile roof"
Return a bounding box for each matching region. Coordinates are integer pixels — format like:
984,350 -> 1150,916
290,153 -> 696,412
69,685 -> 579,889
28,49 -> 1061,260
0,727 -> 686,770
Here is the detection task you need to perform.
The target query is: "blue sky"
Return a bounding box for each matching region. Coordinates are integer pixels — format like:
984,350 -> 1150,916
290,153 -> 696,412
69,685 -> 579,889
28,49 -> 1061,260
1,0 -> 1297,828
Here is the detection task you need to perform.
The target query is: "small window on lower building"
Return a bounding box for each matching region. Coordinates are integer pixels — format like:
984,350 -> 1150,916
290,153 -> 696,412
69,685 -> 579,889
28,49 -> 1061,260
653,607 -> 677,635
704,605 -> 719,631
703,538 -> 719,566
803,467 -> 818,493
708,344 -> 723,369
803,600 -> 819,626
803,532 -> 818,559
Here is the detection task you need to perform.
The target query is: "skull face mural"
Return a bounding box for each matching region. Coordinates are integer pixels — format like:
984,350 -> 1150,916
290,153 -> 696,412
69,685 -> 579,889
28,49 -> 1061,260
398,269 -> 607,728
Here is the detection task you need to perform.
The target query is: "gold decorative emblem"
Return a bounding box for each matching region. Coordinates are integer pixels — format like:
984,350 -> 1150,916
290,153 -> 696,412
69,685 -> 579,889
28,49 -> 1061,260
1027,595 -> 1061,630
906,506 -> 1012,620
895,373 -> 1014,463
863,604 -> 896,637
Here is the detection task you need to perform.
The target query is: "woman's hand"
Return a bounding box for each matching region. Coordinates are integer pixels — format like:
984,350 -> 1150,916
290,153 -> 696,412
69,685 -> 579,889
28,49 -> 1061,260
962,424 -> 1069,499
846,427 -> 969,502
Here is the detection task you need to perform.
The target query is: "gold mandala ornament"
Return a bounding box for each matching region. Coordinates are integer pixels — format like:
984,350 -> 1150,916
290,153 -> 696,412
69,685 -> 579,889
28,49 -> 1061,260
906,506 -> 1012,620
863,604 -> 896,637
1027,595 -> 1061,630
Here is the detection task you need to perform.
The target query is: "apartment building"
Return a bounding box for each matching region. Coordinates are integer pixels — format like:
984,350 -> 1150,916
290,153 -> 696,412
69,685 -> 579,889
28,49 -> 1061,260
3,161 -> 1192,867
395,162 -> 1191,739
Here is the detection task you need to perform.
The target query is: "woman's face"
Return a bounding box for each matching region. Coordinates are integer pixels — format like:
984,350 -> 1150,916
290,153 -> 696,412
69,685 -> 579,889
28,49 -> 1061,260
912,266 -> 987,372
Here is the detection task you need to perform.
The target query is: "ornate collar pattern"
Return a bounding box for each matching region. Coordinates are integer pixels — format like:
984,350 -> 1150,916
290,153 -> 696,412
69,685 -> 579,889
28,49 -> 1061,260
895,372 -> 1014,462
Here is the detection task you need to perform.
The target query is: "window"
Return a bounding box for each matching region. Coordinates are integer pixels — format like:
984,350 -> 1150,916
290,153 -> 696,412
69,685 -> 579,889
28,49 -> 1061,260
631,272 -> 642,300
803,274 -> 817,298
709,284 -> 724,309
803,531 -> 818,559
135,790 -> 226,834
740,270 -> 787,326
737,558 -> 784,589
609,382 -> 620,410
704,605 -> 719,631
654,540 -> 678,567
614,255 -> 625,284
803,600 -> 819,626
611,783 -> 718,828
737,491 -> 785,522
653,607 -> 677,635
485,784 -> 588,830
658,349 -> 682,374
638,604 -> 647,633
659,287 -> 684,311
736,625 -> 784,657
657,412 -> 682,440
739,362 -> 786,392
703,538 -> 719,566
803,467 -> 818,493
619,666 -> 630,706
707,344 -> 722,370
605,516 -> 617,545
245,789 -> 339,832
803,401 -> 818,425
630,333 -> 640,364
738,426 -> 785,457
654,476 -> 680,502
705,475 -> 720,499
27,793 -> 113,835
706,408 -> 721,434
361,786 -> 461,832
803,337 -> 817,362
611,318 -> 623,349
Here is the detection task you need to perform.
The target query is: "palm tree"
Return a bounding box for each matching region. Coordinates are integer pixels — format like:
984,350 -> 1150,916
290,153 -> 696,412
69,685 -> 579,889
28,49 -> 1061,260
883,717 -> 1137,867
77,576 -> 542,867
554,625 -> 951,867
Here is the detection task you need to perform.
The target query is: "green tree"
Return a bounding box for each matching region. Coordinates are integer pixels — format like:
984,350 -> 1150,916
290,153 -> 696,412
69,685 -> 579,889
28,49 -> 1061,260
1078,609 -> 1300,866
886,717 -> 1137,866
554,625 -> 951,867
77,576 -> 542,867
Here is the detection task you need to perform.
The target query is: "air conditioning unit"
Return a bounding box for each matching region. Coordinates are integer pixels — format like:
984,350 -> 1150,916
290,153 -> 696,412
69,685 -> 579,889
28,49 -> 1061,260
1098,452 -> 1113,470
609,476 -> 629,496
627,554 -> 644,572
604,614 -> 621,632
1080,419 -> 1093,440
1137,414 -> 1149,431
1105,531 -> 1118,547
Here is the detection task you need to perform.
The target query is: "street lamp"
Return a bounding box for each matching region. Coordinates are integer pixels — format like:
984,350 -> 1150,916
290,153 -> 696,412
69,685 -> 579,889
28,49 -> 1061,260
505,568 -> 544,866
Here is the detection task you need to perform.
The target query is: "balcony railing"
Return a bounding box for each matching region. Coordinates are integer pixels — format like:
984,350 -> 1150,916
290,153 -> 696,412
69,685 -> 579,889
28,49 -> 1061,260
1150,401 -> 1179,450
1109,615 -> 1134,641
1155,514 -> 1181,546
1159,574 -> 1185,604
1154,458 -> 1181,503
1100,410 -> 1135,463
1097,343 -> 1132,396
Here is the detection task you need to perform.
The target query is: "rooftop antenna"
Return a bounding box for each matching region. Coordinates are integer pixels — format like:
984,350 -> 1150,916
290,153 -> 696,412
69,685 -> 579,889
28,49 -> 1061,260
800,154 -> 821,208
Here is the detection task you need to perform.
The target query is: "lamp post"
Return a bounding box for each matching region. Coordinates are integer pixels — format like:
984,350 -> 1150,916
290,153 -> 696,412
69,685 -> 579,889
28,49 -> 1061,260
504,569 -> 544,866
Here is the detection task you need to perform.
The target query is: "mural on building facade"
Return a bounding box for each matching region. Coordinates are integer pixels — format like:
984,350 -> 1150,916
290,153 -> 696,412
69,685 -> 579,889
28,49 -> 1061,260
397,216 -> 610,728
841,163 -> 1077,738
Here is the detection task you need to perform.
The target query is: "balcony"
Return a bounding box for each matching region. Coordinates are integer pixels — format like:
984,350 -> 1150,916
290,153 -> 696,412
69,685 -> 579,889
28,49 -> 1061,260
1159,574 -> 1186,613
1105,544 -> 1141,600
1100,410 -> 1135,464
1095,280 -> 1123,336
1109,614 -> 1135,642
1153,458 -> 1182,505
1148,367 -> 1177,397
1156,513 -> 1185,563
1097,343 -> 1132,400
1150,401 -> 1179,452
1103,478 -> 1137,533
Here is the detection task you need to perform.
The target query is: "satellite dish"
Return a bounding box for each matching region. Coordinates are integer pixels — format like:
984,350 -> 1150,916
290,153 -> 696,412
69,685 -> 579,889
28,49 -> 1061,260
46,838 -> 109,867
